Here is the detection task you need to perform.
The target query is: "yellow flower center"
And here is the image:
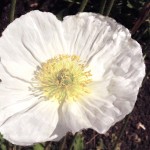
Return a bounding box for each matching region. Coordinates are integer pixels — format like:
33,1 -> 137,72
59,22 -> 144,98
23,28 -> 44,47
33,55 -> 92,102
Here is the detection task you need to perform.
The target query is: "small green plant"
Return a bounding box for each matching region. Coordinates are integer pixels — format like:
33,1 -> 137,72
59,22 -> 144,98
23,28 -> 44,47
70,133 -> 84,150
33,144 -> 44,150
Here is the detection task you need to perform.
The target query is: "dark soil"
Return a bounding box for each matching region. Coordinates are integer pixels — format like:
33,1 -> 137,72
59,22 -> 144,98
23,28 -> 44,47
0,0 -> 150,150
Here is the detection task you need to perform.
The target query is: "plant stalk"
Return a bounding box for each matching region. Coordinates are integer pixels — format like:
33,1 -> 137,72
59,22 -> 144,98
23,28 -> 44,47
9,0 -> 17,22
112,114 -> 130,150
131,2 -> 150,35
104,0 -> 115,16
99,0 -> 107,15
78,0 -> 88,12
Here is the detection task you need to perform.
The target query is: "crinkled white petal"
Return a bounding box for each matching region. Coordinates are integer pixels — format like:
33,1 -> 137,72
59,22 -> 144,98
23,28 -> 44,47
61,12 -> 145,134
0,63 -> 32,109
63,13 -> 144,80
0,58 -> 59,145
78,96 -> 119,133
0,63 -> 29,90
62,101 -> 93,133
0,65 -> 40,126
0,10 -> 67,81
51,113 -> 71,141
0,96 -> 41,126
63,13 -> 129,62
0,100 -> 59,145
61,81 -> 119,134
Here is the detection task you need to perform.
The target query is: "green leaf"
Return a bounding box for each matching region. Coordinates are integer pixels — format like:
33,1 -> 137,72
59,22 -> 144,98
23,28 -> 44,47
0,134 -> 5,143
127,1 -> 134,8
33,144 -> 44,150
0,144 -> 7,150
70,133 -> 84,150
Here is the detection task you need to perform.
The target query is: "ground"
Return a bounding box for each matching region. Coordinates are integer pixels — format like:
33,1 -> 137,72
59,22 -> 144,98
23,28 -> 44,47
0,0 -> 149,150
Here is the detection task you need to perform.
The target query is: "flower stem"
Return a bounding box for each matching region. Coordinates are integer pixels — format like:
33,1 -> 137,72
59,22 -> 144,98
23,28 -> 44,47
9,0 -> 17,22
112,114 -> 130,150
78,0 -> 88,12
104,0 -> 115,16
131,2 -> 150,35
99,0 -> 107,15
60,136 -> 67,150
45,142 -> 52,150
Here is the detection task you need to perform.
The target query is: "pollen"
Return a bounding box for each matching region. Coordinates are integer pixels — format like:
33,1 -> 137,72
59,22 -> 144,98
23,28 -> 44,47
33,55 -> 92,102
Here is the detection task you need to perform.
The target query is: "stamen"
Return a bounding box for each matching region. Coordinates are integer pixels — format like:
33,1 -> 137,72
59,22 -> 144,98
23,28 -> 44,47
32,55 -> 92,102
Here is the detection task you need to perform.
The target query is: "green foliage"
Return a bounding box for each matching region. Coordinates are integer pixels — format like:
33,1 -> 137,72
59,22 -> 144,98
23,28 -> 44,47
33,144 -> 44,150
127,1 -> 134,8
0,134 -> 7,150
70,133 -> 84,150
0,144 -> 7,150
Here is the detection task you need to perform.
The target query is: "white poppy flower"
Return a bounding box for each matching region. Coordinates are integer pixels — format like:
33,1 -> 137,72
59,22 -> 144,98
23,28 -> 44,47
0,11 -> 145,145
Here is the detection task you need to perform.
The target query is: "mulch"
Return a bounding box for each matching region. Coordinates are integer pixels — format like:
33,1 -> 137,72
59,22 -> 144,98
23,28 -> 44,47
0,1 -> 149,150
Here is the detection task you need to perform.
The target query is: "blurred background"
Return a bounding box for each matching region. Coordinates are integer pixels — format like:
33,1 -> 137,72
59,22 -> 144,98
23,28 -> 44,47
0,0 -> 150,150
